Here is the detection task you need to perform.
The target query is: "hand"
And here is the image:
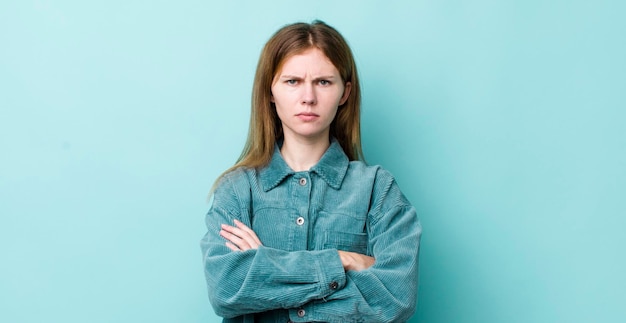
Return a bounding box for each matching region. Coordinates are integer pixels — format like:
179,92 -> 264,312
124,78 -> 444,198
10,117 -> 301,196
220,219 -> 263,251
337,250 -> 375,272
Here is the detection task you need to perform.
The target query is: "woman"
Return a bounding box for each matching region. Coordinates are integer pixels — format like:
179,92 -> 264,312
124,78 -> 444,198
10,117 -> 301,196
201,20 -> 421,322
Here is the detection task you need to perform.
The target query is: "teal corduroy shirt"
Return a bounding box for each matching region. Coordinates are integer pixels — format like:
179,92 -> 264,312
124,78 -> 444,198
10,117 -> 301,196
201,139 -> 421,322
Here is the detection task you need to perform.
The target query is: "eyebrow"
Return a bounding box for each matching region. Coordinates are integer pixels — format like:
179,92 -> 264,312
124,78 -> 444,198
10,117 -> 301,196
279,74 -> 335,80
278,75 -> 337,80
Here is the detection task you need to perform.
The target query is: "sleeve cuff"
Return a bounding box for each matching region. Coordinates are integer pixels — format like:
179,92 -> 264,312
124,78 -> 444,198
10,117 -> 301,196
315,248 -> 346,298
287,249 -> 345,322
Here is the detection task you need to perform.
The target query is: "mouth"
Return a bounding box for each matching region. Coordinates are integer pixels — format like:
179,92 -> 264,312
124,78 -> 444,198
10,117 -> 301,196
296,112 -> 319,116
296,112 -> 320,121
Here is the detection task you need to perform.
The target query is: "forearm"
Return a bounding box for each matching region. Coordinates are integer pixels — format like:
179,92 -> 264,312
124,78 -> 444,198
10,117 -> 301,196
289,255 -> 419,322
201,237 -> 346,318
290,205 -> 422,322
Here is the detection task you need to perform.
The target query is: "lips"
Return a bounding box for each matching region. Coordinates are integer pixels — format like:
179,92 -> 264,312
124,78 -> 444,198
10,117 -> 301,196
296,112 -> 319,121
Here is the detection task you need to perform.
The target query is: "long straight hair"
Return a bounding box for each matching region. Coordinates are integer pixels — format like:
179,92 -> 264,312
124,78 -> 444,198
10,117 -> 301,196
212,20 -> 363,192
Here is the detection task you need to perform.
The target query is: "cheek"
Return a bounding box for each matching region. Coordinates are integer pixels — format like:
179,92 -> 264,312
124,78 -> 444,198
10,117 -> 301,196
325,91 -> 346,110
330,107 -> 340,121
274,105 -> 286,122
272,99 -> 291,125
271,88 -> 294,107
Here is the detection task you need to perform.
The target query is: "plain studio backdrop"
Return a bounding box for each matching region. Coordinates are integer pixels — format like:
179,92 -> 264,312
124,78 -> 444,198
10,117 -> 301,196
1,1 -> 624,322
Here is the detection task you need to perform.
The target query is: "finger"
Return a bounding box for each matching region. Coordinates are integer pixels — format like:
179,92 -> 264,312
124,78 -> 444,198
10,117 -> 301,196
224,223 -> 260,249
338,251 -> 375,271
234,220 -> 262,246
355,254 -> 375,270
220,228 -> 252,250
224,241 -> 240,252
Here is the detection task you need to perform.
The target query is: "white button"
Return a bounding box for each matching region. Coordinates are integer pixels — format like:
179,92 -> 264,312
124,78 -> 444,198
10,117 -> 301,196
299,178 -> 307,186
297,309 -> 306,317
296,217 -> 305,225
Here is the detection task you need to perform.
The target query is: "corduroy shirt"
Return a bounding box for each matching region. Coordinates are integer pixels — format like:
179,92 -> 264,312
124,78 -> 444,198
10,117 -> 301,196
200,139 -> 421,322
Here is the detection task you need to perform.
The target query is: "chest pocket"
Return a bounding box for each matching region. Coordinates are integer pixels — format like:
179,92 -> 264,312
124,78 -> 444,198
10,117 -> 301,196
317,210 -> 370,255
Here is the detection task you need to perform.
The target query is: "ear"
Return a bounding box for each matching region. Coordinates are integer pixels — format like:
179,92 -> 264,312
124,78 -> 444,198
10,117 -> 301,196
339,82 -> 351,106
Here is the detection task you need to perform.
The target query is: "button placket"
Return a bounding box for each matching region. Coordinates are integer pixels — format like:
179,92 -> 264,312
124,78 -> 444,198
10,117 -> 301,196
292,173 -> 311,250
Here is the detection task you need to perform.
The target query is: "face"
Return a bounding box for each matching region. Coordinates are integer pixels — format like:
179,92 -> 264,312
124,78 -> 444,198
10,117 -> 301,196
271,48 -> 351,143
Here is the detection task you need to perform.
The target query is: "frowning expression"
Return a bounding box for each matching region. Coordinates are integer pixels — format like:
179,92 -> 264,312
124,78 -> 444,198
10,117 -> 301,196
271,48 -> 351,142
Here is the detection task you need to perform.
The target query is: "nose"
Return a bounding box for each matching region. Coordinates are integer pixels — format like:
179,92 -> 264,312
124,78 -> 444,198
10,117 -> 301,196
301,83 -> 317,105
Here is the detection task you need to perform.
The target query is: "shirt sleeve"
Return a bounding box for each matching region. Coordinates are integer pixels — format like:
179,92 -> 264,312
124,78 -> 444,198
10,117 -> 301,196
200,170 -> 347,319
289,170 -> 422,323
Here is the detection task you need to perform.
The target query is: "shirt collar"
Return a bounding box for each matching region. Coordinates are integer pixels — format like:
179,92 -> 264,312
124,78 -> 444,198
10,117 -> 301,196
259,138 -> 350,192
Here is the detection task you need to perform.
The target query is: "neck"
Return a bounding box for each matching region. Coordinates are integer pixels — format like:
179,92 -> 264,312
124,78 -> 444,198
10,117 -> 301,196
280,135 -> 330,172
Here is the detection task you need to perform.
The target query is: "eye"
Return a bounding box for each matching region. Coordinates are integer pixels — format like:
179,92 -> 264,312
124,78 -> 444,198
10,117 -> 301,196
318,80 -> 331,86
286,79 -> 298,85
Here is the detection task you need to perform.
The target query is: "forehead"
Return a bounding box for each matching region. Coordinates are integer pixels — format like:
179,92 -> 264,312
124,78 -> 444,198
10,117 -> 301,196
276,48 -> 339,75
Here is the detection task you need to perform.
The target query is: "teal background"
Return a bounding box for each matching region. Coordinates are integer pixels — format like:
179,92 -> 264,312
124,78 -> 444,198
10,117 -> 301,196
1,1 -> 624,322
